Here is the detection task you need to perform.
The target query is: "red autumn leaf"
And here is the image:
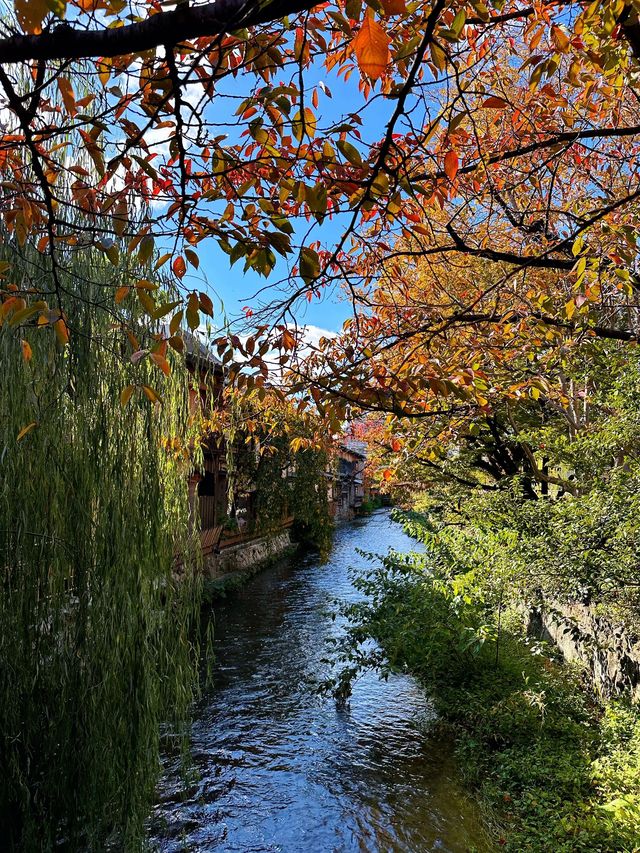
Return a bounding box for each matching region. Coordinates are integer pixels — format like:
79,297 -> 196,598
482,96 -> 508,109
173,255 -> 186,280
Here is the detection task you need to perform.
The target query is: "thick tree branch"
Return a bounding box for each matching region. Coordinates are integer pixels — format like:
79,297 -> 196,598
0,0 -> 320,63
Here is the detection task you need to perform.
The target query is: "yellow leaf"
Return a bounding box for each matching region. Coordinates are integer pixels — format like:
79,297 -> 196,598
120,384 -> 135,407
353,15 -> 390,81
169,310 -> 183,336
115,286 -> 129,304
429,41 -> 447,72
142,385 -> 162,405
97,58 -> 111,87
138,234 -> 154,265
17,421 -> 37,442
112,197 -> 128,237
565,298 -> 576,319
154,252 -> 172,270
186,292 -> 199,331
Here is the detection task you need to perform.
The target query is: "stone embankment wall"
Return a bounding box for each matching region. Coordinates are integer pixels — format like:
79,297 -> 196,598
203,531 -> 293,583
528,600 -> 640,701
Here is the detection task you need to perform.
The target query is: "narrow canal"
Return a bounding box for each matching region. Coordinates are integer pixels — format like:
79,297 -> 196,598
151,510 -> 489,852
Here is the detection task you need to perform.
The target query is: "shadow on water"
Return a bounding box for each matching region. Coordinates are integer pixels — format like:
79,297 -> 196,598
150,510 -> 492,852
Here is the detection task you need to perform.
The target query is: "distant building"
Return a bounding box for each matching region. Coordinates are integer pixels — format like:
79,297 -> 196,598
328,444 -> 367,520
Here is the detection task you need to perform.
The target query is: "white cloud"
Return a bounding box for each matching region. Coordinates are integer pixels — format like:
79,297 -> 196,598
298,324 -> 336,352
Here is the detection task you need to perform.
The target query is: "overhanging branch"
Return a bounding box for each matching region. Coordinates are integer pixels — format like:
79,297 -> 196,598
0,0 -> 321,63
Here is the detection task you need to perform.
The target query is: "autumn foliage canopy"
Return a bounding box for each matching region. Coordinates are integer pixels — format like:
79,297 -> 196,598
1,0 -> 640,429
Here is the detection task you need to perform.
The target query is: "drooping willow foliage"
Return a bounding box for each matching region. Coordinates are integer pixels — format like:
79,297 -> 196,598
0,245 -> 202,849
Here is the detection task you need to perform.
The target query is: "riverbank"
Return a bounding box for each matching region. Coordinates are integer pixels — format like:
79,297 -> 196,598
341,513 -> 640,851
385,626 -> 640,851
201,530 -> 298,598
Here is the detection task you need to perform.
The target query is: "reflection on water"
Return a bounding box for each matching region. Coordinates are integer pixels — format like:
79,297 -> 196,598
151,510 -> 490,852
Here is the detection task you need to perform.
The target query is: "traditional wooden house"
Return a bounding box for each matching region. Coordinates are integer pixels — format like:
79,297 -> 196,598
328,443 -> 366,520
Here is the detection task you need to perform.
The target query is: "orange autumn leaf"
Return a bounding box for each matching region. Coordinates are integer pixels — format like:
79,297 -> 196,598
57,78 -> 77,118
54,318 -> 69,346
353,16 -> 390,81
21,339 -> 32,361
17,421 -> 37,442
120,384 -> 135,407
551,25 -> 571,52
150,352 -> 171,376
142,385 -> 162,404
15,0 -> 48,33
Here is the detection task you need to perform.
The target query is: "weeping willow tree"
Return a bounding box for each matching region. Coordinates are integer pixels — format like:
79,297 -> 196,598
0,242 -> 203,849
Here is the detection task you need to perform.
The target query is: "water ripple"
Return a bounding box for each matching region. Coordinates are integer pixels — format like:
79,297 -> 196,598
150,511 -> 490,852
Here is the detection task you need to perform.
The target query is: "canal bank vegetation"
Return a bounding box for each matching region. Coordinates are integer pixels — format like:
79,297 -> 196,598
336,529 -> 640,851
333,340 -> 640,850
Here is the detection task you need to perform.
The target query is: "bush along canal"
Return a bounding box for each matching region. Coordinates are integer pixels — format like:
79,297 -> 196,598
150,510 -> 489,852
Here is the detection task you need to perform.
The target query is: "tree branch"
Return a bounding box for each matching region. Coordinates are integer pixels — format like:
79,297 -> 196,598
0,0 -> 321,63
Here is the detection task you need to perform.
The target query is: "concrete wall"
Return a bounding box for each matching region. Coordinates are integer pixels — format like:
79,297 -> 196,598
528,600 -> 640,701
203,530 -> 293,582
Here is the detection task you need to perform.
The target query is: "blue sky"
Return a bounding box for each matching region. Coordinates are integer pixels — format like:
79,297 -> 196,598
172,49 -> 419,336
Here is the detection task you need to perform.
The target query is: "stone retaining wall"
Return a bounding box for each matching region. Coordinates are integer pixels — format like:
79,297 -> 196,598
528,600 -> 640,701
203,530 -> 293,581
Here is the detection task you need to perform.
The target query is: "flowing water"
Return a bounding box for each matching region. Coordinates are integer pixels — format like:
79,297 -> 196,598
151,510 -> 490,852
